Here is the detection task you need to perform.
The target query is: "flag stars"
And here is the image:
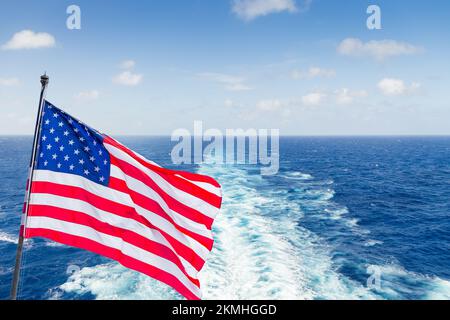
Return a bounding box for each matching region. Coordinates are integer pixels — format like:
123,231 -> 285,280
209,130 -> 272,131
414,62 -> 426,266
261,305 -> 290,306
52,154 -> 58,160
63,130 -> 69,136
84,146 -> 90,152
57,163 -> 62,169
53,113 -> 58,118
94,166 -> 100,172
49,128 -> 55,134
69,164 -> 75,171
79,137 -> 85,142
46,144 -> 52,150
84,169 -> 90,176
54,137 -> 60,143
45,119 -> 50,125
44,161 -> 48,166
99,176 -> 105,182
89,156 -> 95,162
74,149 -> 80,155
42,135 -> 47,141
103,159 -> 108,165
64,155 -> 70,161
69,140 -> 74,146
59,145 -> 65,152
79,159 -> 85,165
58,122 -> 64,127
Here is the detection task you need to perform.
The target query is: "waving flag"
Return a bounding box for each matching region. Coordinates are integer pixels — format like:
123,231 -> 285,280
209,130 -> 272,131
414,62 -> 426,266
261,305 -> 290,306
22,100 -> 222,300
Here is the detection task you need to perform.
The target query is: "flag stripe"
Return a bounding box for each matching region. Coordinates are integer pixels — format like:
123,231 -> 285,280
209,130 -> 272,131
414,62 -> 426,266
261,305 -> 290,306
104,136 -> 221,188
106,142 -> 221,215
109,155 -> 215,228
29,182 -> 208,271
109,177 -> 214,250
26,226 -> 201,300
33,170 -> 213,251
27,203 -> 200,284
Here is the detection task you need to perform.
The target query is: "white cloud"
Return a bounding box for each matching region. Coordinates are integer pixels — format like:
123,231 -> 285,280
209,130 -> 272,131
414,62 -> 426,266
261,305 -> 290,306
337,38 -> 421,61
232,0 -> 307,21
301,92 -> 326,106
120,60 -> 136,69
291,66 -> 335,79
257,99 -> 285,111
74,90 -> 100,101
2,30 -> 55,50
113,71 -> 143,86
199,72 -> 252,91
0,77 -> 20,86
335,88 -> 368,105
377,78 -> 421,96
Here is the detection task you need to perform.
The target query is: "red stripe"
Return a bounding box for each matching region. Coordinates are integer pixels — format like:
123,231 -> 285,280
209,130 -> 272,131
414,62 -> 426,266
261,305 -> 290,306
27,204 -> 199,287
31,181 -> 208,270
26,228 -> 200,300
104,136 -> 221,188
110,156 -> 214,229
109,177 -> 214,251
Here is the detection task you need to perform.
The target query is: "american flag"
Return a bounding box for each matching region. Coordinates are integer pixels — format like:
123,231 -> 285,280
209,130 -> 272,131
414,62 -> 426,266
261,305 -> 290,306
22,100 -> 222,300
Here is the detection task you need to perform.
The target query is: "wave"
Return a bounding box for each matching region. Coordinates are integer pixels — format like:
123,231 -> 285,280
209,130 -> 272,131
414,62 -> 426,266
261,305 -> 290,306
57,161 -> 450,300
0,232 -> 17,244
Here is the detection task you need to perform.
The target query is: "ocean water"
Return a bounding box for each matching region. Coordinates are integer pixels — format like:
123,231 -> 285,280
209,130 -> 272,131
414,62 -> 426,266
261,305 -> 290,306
0,136 -> 449,300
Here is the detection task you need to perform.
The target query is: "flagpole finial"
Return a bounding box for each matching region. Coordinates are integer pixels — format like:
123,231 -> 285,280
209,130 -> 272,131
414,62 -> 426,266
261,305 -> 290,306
40,73 -> 49,87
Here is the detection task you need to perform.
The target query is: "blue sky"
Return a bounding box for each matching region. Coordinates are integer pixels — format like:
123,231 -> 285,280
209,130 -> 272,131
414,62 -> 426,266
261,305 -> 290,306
1,0 -> 449,135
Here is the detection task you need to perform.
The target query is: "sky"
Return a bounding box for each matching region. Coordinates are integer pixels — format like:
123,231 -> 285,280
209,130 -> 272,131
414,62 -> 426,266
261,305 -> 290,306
0,0 -> 450,135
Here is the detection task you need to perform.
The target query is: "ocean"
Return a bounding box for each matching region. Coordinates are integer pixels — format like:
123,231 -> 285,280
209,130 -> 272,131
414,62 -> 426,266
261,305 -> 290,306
0,136 -> 449,300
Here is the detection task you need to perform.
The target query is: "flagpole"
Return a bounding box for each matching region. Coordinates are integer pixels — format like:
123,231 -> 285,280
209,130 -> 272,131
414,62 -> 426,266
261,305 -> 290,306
10,74 -> 49,300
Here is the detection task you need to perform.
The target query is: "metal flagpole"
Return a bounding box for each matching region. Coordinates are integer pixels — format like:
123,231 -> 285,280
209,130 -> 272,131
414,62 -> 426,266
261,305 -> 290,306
10,74 -> 49,300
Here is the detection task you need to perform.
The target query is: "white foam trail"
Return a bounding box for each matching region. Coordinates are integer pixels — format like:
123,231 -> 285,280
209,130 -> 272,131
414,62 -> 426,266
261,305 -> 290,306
57,160 -> 450,300
0,232 -> 17,244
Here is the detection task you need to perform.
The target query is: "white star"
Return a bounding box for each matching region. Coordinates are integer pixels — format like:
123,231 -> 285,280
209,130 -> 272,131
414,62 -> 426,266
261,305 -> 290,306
53,113 -> 58,118
42,135 -> 47,141
89,156 -> 95,162
84,169 -> 90,176
94,166 -> 100,172
93,140 -> 97,146
103,159 -> 108,165
59,145 -> 64,151
58,122 -> 64,127
49,128 -> 55,134
44,161 -> 48,166
63,130 -> 69,136
44,119 -> 50,125
98,150 -> 103,156
84,146 -> 90,152
79,137 -> 85,142
74,128 -> 79,133
64,155 -> 70,161
47,105 -> 52,109
52,154 -> 57,160
54,137 -> 60,142
99,176 -> 105,182
69,164 -> 75,170
40,152 -> 44,158
74,149 -> 80,155
46,144 -> 52,150
79,159 -> 85,165
57,163 -> 62,168
68,140 -> 74,146
68,119 -> 73,124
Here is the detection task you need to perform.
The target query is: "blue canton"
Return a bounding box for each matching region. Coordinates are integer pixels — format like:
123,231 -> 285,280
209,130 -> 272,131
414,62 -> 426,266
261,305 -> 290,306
35,101 -> 110,186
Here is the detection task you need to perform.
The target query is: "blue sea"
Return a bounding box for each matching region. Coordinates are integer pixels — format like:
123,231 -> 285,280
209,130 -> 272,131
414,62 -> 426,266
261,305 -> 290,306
0,136 -> 449,300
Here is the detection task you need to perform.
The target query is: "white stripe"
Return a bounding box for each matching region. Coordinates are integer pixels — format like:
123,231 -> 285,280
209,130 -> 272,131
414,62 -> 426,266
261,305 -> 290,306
32,170 -> 211,259
27,216 -> 201,298
105,143 -> 220,219
29,193 -> 200,277
174,174 -> 222,197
